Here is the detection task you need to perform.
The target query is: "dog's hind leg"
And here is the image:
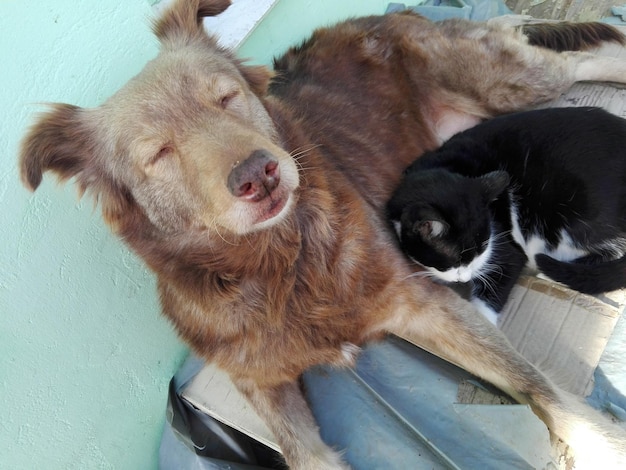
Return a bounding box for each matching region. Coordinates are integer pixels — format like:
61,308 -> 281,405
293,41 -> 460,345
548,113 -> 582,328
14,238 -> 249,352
432,47 -> 626,122
233,377 -> 350,470
567,51 -> 626,83
383,283 -> 626,469
412,19 -> 626,119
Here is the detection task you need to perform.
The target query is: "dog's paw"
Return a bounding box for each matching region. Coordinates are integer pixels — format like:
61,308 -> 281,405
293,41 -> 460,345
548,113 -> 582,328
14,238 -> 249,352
292,445 -> 351,470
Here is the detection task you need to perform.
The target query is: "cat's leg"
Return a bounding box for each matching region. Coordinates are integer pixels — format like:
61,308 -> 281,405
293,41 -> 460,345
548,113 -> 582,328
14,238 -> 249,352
536,251 -> 626,294
470,297 -> 499,325
472,237 -> 527,323
383,281 -> 626,469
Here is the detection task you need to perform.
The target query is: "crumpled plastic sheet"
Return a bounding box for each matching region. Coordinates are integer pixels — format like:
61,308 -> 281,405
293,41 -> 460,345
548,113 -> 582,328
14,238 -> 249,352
587,312 -> 626,423
159,355 -> 283,469
604,4 -> 626,24
385,0 -> 512,21
303,337 -> 555,469
160,337 -> 558,470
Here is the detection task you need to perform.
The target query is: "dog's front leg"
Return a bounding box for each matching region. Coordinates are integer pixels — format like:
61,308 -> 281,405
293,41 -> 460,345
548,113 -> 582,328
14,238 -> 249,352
233,376 -> 350,470
383,282 -> 626,468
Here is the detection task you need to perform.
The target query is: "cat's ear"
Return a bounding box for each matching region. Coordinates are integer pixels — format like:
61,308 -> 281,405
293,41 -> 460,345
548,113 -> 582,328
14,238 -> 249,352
413,219 -> 449,239
480,171 -> 510,202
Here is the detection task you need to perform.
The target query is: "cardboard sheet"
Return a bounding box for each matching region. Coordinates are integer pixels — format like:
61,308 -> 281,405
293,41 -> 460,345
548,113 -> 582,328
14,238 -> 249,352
500,275 -> 624,397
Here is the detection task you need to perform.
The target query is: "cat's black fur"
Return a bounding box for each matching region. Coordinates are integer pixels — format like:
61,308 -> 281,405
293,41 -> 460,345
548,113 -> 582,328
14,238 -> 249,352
387,107 -> 626,319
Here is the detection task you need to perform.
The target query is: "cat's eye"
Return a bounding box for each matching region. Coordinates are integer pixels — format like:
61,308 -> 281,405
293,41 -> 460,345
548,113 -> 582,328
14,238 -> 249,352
415,220 -> 446,238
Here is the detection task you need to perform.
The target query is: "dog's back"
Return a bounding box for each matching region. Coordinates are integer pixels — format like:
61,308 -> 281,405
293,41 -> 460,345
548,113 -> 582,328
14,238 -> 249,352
271,13 -> 444,208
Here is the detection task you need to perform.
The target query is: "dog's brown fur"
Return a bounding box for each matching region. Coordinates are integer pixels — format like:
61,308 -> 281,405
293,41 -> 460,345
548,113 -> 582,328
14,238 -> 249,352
19,1 -> 626,468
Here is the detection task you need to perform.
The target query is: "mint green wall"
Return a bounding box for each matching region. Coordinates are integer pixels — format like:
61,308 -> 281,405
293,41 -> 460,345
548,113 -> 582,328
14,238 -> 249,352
1,0 -> 391,469
1,1 -> 187,469
240,0 -> 392,64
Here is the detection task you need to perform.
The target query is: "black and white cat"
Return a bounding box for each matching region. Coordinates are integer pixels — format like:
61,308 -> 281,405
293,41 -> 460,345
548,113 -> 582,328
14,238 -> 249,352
387,107 -> 626,324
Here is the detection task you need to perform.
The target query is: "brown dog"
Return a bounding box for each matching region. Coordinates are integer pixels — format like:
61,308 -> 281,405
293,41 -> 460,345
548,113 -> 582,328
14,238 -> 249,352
19,1 -> 626,468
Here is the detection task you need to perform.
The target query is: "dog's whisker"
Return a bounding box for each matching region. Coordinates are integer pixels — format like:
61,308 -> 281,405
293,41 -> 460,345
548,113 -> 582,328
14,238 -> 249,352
294,164 -> 320,173
290,143 -> 322,158
209,217 -> 240,247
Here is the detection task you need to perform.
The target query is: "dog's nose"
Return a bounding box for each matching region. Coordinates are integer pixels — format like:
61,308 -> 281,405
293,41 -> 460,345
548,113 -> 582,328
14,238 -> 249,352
227,149 -> 281,201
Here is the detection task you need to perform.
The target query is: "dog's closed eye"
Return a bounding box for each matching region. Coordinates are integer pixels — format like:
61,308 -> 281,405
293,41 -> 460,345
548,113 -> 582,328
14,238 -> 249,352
219,91 -> 239,110
152,145 -> 174,164
145,144 -> 176,176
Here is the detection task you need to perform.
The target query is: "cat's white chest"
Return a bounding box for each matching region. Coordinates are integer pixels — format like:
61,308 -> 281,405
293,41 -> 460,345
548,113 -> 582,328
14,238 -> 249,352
430,239 -> 493,283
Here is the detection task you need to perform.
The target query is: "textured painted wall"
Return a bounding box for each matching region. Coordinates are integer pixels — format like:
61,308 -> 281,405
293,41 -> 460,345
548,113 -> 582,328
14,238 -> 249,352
1,1 -> 188,469
1,0 -> 392,468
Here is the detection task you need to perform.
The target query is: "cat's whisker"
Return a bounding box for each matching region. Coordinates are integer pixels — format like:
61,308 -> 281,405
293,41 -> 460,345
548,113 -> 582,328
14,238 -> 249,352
475,271 -> 498,297
485,261 -> 505,278
490,230 -> 511,243
460,245 -> 476,254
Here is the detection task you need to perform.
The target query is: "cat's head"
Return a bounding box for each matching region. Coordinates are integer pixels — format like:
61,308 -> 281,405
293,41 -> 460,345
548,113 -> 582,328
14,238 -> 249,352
387,169 -> 509,283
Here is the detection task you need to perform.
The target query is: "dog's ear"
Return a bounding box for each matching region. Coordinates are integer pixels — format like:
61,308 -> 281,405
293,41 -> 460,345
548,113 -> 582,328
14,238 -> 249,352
479,170 -> 510,202
20,104 -> 96,193
19,104 -> 135,230
154,0 -> 231,43
238,62 -> 274,96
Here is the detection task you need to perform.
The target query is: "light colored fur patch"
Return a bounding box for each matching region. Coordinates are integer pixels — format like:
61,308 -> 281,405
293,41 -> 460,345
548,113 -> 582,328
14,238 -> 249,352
471,297 -> 499,325
509,200 -> 589,269
428,238 -> 493,283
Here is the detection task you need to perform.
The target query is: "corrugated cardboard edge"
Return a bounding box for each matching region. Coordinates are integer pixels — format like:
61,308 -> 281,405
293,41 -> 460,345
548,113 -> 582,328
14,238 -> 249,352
499,275 -> 624,397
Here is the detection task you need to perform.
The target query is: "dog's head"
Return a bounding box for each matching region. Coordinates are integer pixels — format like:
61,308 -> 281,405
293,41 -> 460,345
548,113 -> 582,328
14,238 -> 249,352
19,0 -> 299,238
